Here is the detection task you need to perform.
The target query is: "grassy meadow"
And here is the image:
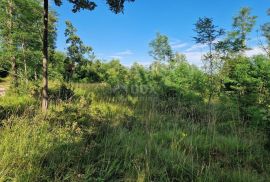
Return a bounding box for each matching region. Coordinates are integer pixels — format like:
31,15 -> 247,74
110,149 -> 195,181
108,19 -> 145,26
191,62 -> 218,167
1,1 -> 270,181
0,81 -> 269,182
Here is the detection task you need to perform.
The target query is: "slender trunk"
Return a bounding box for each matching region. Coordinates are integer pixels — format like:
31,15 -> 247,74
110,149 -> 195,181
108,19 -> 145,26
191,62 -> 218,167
209,43 -> 213,76
42,0 -> 49,112
7,0 -> 18,87
207,43 -> 214,122
11,56 -> 18,87
34,68 -> 38,80
22,41 -> 28,84
208,43 -> 214,105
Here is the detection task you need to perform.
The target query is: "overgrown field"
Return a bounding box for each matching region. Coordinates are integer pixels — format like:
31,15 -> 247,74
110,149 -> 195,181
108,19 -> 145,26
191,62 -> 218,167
0,83 -> 269,182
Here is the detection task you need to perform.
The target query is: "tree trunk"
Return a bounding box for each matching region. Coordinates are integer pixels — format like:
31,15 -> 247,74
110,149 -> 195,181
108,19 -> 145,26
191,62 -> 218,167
7,0 -> 18,88
22,41 -> 28,84
11,56 -> 18,87
208,43 -> 214,105
42,0 -> 49,112
34,68 -> 38,80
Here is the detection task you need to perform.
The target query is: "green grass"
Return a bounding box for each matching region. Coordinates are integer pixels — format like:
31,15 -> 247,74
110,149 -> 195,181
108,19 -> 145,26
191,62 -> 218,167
0,83 -> 269,181
0,76 -> 10,90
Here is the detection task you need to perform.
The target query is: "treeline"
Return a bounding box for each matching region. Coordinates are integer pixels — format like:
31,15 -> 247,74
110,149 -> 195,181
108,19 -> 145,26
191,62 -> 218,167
0,1 -> 270,125
0,0 -> 135,111
47,7 -> 270,125
0,0 -> 57,84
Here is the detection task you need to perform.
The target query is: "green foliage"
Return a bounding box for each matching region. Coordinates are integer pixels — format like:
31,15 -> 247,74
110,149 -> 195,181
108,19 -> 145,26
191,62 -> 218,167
54,0 -> 135,14
103,59 -> 128,86
0,88 -> 269,181
193,17 -> 225,46
216,7 -> 257,55
149,33 -> 174,62
49,51 -> 67,81
232,7 -> 257,49
0,0 -> 57,86
64,20 -> 93,82
0,3 -> 270,181
48,82 -> 75,102
193,17 -> 225,104
222,55 -> 270,123
261,8 -> 270,56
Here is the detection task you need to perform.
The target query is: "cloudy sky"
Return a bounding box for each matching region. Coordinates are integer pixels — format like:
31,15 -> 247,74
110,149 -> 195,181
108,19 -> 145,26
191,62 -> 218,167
53,0 -> 270,67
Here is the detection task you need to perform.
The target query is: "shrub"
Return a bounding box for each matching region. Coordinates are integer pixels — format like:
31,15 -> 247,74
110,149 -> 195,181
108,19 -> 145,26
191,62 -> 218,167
48,82 -> 75,101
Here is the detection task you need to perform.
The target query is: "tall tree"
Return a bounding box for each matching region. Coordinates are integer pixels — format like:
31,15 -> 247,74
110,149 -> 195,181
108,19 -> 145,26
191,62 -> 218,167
149,33 -> 173,62
193,17 -> 225,75
41,0 -> 135,112
261,9 -> 270,56
230,7 -> 257,51
64,20 -> 92,81
0,0 -> 48,87
215,7 -> 257,59
193,17 -> 225,103
0,0 -> 18,87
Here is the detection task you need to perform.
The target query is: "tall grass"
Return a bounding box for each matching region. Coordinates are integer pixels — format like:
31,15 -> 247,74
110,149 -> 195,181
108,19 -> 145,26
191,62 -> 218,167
0,83 -> 269,181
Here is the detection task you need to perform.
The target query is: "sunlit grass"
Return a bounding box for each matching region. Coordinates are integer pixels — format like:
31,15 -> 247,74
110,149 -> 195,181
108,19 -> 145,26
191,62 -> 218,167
0,83 -> 269,181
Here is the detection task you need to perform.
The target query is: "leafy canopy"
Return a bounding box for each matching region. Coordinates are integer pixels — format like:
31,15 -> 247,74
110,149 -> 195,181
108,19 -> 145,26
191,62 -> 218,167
149,33 -> 173,62
193,17 -> 225,45
54,0 -> 135,13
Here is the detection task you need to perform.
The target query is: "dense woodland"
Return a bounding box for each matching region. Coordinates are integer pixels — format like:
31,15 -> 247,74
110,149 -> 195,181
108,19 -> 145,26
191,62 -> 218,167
0,0 -> 270,181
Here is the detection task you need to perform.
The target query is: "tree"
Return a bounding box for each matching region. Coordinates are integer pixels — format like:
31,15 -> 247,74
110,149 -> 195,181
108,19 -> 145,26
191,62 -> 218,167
104,59 -> 128,87
222,55 -> 270,122
149,33 -> 173,62
64,20 -> 92,82
0,0 -> 52,86
215,7 -> 257,58
193,17 -> 224,103
128,62 -> 149,87
261,9 -> 270,56
0,0 -> 20,87
41,0 -> 136,112
49,51 -> 66,81
231,7 -> 257,50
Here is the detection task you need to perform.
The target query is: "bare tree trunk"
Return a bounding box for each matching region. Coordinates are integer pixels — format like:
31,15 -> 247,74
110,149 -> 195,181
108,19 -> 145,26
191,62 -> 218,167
208,43 -> 214,105
207,43 -> 214,123
11,56 -> 18,87
22,41 -> 28,84
42,0 -> 49,112
7,0 -> 18,88
34,68 -> 38,81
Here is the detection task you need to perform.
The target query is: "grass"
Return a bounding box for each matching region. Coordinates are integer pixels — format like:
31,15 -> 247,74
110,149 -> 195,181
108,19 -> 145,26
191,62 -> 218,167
0,76 -> 10,90
0,83 -> 269,181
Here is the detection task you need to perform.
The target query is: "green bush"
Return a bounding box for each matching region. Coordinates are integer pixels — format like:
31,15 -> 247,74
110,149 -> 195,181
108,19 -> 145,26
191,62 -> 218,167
48,82 -> 75,101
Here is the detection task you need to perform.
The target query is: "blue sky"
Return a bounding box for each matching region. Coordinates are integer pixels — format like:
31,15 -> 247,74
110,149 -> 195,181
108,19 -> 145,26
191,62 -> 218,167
52,0 -> 270,67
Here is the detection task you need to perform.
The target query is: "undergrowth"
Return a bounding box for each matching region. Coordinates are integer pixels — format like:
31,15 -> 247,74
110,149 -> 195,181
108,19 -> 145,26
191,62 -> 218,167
0,83 -> 269,181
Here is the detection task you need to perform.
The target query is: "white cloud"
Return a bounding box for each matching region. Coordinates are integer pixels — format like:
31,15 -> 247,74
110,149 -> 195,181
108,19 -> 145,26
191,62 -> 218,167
172,43 -> 188,49
182,46 -> 266,68
170,41 -> 188,49
183,51 -> 205,67
108,50 -> 134,60
115,50 -> 134,56
185,44 -> 207,52
109,55 -> 123,60
245,47 -> 265,57
170,43 -> 207,67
